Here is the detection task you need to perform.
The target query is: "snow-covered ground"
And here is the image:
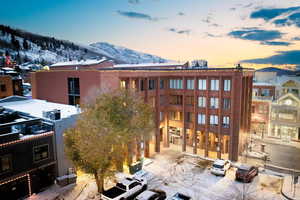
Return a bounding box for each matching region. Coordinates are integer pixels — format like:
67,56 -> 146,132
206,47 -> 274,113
52,149 -> 284,200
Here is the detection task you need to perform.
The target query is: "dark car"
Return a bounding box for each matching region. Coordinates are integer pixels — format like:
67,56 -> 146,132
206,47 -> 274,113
235,165 -> 258,183
135,189 -> 166,200
171,193 -> 191,200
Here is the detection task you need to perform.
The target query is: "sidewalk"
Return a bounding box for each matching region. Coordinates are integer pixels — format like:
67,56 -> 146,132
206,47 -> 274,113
281,176 -> 300,200
253,137 -> 300,149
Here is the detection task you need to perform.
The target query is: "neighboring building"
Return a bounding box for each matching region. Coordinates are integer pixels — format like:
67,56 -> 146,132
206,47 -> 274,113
190,60 -> 208,68
0,106 -> 55,199
31,63 -> 254,161
49,58 -> 113,70
251,70 -> 300,143
0,68 -> 23,99
0,96 -> 79,177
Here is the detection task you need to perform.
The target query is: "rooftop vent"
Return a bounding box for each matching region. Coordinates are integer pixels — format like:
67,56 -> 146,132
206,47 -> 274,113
42,109 -> 61,120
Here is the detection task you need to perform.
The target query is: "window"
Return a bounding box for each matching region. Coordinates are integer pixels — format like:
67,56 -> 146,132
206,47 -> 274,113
160,79 -> 164,89
0,155 -> 12,174
261,89 -> 270,96
160,112 -> 163,121
198,114 -> 205,124
187,79 -> 194,90
210,79 -> 219,91
148,79 -> 155,90
253,88 -> 259,96
210,115 -> 218,125
258,105 -> 267,114
186,96 -> 194,105
169,111 -> 182,121
169,79 -> 183,89
33,144 -> 49,162
120,80 -> 126,89
224,80 -> 231,91
140,79 -> 145,91
223,98 -> 230,110
198,96 -> 206,107
68,78 -> 80,95
129,182 -> 140,189
198,79 -> 206,90
186,112 -> 194,123
223,116 -> 230,128
210,97 -> 219,109
0,84 -> 6,92
68,77 -> 80,105
170,95 -> 183,105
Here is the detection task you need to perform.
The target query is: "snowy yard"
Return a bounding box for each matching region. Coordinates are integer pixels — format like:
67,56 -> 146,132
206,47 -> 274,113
54,149 -> 284,200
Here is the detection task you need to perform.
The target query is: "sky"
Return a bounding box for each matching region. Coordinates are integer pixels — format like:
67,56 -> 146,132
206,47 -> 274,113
1,0 -> 300,69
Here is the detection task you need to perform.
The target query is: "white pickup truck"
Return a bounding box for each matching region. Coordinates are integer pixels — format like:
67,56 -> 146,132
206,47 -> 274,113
101,177 -> 147,200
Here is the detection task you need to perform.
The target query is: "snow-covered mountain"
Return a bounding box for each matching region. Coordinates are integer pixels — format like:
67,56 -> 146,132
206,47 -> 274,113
0,25 -> 169,65
90,42 -> 169,64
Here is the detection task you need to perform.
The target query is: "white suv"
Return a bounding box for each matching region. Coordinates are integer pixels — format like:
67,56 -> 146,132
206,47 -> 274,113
210,159 -> 231,176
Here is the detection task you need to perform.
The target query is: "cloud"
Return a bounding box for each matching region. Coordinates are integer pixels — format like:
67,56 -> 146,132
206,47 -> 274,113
241,50 -> 300,65
273,12 -> 300,28
228,28 -> 282,41
292,36 -> 300,41
178,12 -> 185,16
117,10 -> 161,21
128,0 -> 140,4
260,41 -> 292,46
168,28 -> 191,35
250,6 -> 300,21
204,32 -> 222,38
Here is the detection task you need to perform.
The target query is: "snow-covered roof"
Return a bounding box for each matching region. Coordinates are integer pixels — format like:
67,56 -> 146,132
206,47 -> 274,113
253,82 -> 275,86
51,58 -> 107,67
0,98 -> 80,119
114,62 -> 184,68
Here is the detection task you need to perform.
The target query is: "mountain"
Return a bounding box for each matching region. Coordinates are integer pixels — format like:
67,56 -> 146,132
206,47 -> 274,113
90,42 -> 169,64
0,25 -> 169,65
256,67 -> 296,76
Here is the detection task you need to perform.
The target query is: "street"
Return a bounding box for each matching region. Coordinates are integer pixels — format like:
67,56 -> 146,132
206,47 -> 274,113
255,140 -> 300,171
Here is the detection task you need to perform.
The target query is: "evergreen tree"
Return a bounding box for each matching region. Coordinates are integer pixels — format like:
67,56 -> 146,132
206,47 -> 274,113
23,39 -> 29,50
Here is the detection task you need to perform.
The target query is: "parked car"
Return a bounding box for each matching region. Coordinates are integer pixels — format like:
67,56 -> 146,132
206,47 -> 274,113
210,159 -> 231,176
101,177 -> 147,200
235,165 -> 258,183
135,189 -> 166,200
170,193 -> 191,200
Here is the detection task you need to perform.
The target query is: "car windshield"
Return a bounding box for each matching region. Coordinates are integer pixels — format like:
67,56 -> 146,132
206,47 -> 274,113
213,164 -> 224,169
116,183 -> 126,190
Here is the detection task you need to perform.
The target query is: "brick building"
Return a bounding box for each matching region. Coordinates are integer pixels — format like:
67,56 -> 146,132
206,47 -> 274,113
32,64 -> 254,161
0,68 -> 23,99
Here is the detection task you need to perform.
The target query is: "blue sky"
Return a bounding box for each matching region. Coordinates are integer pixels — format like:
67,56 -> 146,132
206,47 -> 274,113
1,0 -> 300,68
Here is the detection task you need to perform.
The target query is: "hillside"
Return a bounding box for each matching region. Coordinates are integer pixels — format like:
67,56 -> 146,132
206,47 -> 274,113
0,25 -> 169,65
90,42 -> 169,64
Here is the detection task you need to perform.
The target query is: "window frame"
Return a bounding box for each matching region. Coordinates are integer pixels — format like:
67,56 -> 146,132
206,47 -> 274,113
33,144 -> 50,163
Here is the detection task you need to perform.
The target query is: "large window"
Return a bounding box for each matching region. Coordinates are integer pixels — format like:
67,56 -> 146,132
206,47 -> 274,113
148,79 -> 155,90
169,111 -> 182,121
198,114 -> 206,124
33,144 -> 49,162
160,79 -> 164,89
170,79 -> 183,89
170,95 -> 183,105
222,116 -> 230,128
210,79 -> 219,91
210,115 -> 218,125
187,79 -> 194,90
198,96 -> 206,107
198,79 -> 207,90
68,77 -> 80,105
0,155 -> 12,174
186,96 -> 194,105
261,89 -> 270,96
223,98 -> 231,110
210,97 -> 219,109
0,84 -> 6,92
186,112 -> 194,123
224,80 -> 231,91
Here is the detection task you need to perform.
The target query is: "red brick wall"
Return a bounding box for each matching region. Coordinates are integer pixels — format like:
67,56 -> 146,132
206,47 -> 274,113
0,75 -> 14,98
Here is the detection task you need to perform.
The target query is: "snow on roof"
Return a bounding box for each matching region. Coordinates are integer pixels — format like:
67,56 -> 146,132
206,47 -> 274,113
51,58 -> 107,67
114,62 -> 184,68
253,82 -> 275,86
0,98 -> 79,119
